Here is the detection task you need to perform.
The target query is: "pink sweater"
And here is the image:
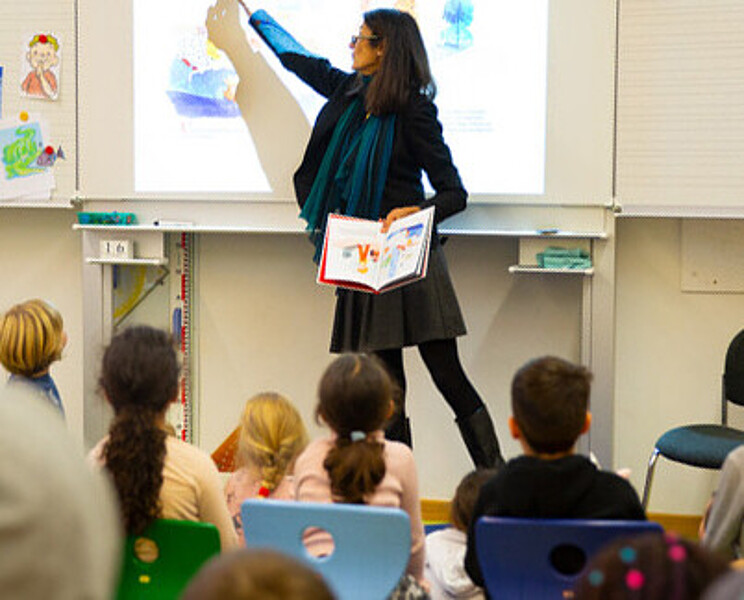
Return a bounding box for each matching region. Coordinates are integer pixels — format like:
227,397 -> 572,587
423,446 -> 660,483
294,432 -> 425,581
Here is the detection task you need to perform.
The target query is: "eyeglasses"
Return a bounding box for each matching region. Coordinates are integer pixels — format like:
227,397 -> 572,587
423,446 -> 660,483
350,34 -> 380,45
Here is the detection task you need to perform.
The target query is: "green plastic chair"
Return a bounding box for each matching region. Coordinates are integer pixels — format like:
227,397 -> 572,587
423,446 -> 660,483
115,519 -> 221,600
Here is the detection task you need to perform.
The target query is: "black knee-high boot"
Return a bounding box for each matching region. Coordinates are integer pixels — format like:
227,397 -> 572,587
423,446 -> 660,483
456,406 -> 505,469
385,412 -> 413,448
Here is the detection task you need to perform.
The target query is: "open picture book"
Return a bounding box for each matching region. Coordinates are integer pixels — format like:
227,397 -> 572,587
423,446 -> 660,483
317,206 -> 435,294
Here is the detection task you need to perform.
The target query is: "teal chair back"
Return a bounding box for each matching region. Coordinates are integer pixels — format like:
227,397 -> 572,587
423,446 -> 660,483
241,499 -> 410,600
116,519 -> 221,600
475,517 -> 663,599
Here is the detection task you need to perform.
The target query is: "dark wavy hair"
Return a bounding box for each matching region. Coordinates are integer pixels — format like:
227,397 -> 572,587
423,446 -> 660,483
362,9 -> 435,115
99,326 -> 180,535
316,354 -> 393,504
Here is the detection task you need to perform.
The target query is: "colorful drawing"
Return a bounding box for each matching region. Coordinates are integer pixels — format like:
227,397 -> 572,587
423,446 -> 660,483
381,222 -> 424,278
35,144 -> 65,167
20,34 -> 61,100
166,29 -> 240,118
442,0 -> 474,49
0,117 -> 55,200
1,123 -> 45,179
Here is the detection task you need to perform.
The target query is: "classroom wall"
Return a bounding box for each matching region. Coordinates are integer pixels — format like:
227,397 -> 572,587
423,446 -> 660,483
2,211 -> 740,513
615,218 -> 744,515
0,209 -> 86,440
195,232 -> 583,500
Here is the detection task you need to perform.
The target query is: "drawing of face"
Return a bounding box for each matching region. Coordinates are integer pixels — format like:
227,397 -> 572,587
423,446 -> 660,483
28,42 -> 59,71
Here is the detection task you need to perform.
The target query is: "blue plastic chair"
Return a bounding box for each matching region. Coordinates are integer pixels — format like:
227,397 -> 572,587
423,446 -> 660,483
241,499 -> 411,600
475,517 -> 663,599
642,328 -> 744,508
115,519 -> 221,600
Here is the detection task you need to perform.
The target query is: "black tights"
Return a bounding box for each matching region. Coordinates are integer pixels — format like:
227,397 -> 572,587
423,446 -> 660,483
374,338 -> 483,421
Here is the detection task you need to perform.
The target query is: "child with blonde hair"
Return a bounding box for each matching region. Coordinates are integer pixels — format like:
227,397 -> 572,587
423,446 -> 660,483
225,392 -> 309,538
0,299 -> 66,416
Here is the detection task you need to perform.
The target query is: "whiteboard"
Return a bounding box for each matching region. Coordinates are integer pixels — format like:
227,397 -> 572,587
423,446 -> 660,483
0,0 -> 75,206
616,0 -> 744,216
77,0 -> 616,226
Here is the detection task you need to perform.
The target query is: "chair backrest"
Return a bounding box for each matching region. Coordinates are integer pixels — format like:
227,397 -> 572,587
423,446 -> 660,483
725,329 -> 744,407
116,519 -> 221,600
241,499 -> 411,600
475,517 -> 663,599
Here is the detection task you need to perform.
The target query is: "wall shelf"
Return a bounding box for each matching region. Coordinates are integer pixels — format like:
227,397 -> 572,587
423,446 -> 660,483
85,257 -> 168,266
508,265 -> 594,276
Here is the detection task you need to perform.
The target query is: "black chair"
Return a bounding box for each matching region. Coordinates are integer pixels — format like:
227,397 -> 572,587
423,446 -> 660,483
642,328 -> 744,509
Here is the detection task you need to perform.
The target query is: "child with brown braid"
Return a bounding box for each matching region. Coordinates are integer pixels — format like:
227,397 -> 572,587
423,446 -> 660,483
87,325 -> 238,550
224,392 -> 309,538
293,353 -> 426,588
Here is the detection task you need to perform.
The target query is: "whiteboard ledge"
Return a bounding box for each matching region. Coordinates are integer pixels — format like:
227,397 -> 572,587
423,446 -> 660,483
442,228 -> 607,238
0,202 -> 74,209
616,205 -> 744,219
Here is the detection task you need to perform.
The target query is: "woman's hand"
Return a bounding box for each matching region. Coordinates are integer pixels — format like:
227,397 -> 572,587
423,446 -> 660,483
206,0 -> 242,51
381,206 -> 421,233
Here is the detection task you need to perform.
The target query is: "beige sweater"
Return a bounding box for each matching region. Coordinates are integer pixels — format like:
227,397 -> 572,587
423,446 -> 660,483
89,435 -> 238,551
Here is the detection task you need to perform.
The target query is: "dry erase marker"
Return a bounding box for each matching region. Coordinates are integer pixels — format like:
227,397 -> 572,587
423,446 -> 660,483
538,228 -> 559,235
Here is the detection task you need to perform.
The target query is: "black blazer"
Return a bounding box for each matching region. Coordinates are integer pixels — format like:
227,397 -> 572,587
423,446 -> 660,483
271,49 -> 468,227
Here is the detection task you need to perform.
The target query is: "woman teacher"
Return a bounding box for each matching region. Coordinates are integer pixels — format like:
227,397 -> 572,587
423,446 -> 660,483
227,3 -> 504,468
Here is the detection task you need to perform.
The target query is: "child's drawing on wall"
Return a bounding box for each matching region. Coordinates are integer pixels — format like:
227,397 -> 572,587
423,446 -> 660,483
20,34 -> 60,101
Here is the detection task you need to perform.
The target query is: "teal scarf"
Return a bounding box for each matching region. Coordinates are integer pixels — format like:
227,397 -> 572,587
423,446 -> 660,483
300,96 -> 396,263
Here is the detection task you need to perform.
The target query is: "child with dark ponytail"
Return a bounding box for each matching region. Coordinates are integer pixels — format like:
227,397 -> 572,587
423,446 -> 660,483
293,353 -> 426,585
88,325 -> 237,550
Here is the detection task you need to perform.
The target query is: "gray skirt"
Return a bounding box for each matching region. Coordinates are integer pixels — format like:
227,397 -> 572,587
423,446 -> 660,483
330,240 -> 466,353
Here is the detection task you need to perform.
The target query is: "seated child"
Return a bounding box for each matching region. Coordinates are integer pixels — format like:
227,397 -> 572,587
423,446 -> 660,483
0,298 -> 67,416
464,356 -> 646,586
574,532 -> 729,599
224,391 -> 309,538
425,469 -> 497,600
702,444 -> 744,561
700,568 -> 744,600
293,353 -> 426,586
181,548 -> 335,600
88,325 -> 238,550
0,384 -> 121,599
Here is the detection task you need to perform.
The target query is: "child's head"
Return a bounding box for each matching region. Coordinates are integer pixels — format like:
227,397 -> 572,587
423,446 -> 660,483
316,353 -> 394,504
574,532 -> 729,600
510,356 -> 592,455
0,299 -> 65,377
99,325 -> 179,416
238,392 -> 309,494
316,353 -> 393,437
181,548 -> 335,600
450,469 -> 499,532
99,326 -> 180,535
